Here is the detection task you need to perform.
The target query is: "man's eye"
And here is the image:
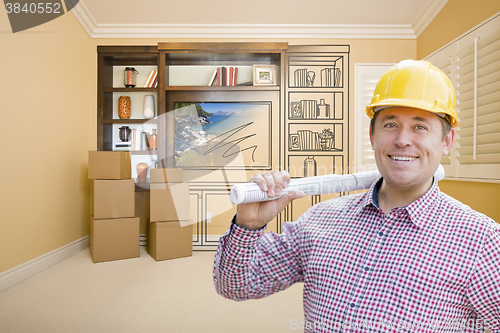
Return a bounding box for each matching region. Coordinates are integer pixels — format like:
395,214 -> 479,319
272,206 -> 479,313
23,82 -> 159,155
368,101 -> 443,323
415,125 -> 427,130
384,123 -> 395,128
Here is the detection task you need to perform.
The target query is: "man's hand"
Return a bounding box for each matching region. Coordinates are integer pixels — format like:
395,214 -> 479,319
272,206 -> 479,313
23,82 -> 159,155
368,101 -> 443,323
235,170 -> 305,230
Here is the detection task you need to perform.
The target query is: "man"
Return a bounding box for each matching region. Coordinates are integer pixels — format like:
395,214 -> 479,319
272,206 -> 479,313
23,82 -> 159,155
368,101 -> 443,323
213,60 -> 500,332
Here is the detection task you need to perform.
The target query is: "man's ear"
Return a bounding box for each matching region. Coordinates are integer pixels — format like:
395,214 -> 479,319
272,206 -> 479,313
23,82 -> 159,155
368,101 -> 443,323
369,125 -> 374,149
442,128 -> 455,155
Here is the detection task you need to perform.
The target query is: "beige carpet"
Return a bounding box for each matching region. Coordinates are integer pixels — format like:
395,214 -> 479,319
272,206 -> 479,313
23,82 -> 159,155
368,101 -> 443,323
0,248 -> 304,333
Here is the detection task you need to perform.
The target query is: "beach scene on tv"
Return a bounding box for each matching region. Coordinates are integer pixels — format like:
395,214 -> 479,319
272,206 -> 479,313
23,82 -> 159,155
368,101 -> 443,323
173,102 -> 271,169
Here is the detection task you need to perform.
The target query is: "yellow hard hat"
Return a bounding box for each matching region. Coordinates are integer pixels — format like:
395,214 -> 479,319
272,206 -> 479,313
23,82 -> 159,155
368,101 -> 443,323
366,59 -> 458,128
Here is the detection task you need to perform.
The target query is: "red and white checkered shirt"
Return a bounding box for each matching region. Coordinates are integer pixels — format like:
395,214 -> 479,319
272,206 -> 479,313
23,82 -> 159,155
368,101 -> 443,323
213,178 -> 500,332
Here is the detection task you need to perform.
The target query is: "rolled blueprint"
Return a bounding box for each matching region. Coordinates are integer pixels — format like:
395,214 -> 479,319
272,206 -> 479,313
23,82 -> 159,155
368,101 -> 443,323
230,164 -> 445,204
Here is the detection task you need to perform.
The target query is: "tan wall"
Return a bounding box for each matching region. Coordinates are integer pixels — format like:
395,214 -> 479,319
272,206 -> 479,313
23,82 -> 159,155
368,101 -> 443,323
0,13 -> 91,273
417,0 -> 500,59
417,0 -> 500,223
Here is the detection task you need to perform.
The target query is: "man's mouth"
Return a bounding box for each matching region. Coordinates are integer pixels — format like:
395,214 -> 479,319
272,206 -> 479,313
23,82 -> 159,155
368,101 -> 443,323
389,155 -> 418,162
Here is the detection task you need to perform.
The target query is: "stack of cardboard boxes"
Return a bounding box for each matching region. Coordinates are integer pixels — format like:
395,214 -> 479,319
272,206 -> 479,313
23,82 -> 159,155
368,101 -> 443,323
88,151 -> 140,263
148,168 -> 192,261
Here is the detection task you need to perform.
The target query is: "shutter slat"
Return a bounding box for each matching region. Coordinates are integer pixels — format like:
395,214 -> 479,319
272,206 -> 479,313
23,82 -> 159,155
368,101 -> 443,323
458,122 -> 500,138
477,59 -> 500,79
478,68 -> 500,87
441,156 -> 451,165
458,113 -> 500,132
457,154 -> 500,164
456,71 -> 473,86
457,132 -> 500,147
458,143 -> 500,156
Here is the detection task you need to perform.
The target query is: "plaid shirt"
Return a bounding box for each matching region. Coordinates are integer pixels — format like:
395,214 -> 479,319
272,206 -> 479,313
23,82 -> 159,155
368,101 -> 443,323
213,178 -> 500,332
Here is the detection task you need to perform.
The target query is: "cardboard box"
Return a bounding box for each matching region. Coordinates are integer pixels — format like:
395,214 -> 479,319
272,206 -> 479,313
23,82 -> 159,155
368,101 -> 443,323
93,179 -> 135,219
150,182 -> 189,222
149,168 -> 183,183
90,216 -> 140,263
88,151 -> 131,180
147,220 -> 192,261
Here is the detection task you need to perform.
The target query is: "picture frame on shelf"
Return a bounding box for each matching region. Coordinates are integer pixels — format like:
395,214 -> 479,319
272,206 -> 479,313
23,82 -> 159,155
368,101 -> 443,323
289,134 -> 300,150
253,65 -> 276,85
289,102 -> 303,119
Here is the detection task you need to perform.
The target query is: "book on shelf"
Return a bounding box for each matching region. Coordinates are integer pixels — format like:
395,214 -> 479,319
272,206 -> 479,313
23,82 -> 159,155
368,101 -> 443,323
209,67 -> 240,86
208,69 -> 218,86
143,70 -> 156,88
150,72 -> 158,88
229,67 -> 234,86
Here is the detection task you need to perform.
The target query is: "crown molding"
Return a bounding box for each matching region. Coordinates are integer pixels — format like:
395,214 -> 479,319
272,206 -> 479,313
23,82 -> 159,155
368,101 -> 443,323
88,23 -> 416,39
70,0 -> 98,37
70,1 -> 416,40
412,0 -> 449,38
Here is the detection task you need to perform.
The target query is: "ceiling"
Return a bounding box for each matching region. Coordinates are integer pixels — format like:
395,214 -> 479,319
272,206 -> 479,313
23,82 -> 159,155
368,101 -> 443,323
71,0 -> 449,39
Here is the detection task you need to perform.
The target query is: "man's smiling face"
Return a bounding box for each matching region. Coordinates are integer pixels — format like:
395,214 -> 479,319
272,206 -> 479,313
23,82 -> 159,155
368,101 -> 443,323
369,107 -> 454,192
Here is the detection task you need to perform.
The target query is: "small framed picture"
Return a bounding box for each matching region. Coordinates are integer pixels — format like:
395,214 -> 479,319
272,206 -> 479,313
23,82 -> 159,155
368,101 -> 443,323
253,65 -> 276,85
289,134 -> 300,150
289,102 -> 303,119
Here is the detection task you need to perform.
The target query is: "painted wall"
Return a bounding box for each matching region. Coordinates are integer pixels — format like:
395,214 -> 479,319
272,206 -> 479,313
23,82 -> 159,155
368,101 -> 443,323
417,0 -> 500,223
0,13 -> 91,273
417,0 -> 500,59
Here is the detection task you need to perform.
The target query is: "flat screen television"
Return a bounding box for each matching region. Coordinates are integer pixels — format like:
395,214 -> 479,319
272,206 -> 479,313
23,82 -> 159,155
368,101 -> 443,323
172,102 -> 271,170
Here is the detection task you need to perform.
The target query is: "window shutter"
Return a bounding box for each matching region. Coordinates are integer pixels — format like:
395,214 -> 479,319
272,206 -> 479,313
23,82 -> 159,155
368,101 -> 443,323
455,15 -> 500,179
426,46 -> 453,175
354,64 -> 394,173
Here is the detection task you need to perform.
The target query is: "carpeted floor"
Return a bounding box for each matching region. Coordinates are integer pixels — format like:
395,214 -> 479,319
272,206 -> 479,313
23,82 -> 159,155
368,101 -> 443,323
0,248 -> 304,333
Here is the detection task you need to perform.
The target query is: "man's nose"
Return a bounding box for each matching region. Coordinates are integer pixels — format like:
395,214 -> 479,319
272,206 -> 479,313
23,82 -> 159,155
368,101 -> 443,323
394,127 -> 412,147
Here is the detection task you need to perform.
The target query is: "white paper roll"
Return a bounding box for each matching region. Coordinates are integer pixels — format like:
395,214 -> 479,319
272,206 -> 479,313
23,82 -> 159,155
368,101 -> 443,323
230,164 -> 445,204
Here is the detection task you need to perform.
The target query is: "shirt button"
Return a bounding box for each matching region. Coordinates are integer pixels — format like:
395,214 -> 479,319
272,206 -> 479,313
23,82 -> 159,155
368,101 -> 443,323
364,266 -> 370,272
350,302 -> 356,308
378,231 -> 384,237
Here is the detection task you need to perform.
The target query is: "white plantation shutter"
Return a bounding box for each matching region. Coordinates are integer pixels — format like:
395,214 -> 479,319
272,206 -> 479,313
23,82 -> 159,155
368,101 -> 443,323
354,64 -> 394,173
426,45 -> 453,175
425,12 -> 500,181
454,14 -> 500,179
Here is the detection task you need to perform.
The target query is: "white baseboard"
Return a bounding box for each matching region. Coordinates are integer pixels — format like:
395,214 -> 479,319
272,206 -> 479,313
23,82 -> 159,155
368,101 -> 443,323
0,236 -> 89,293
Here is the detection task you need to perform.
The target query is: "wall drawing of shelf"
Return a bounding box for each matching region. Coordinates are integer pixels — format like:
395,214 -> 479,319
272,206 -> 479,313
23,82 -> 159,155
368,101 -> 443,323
289,92 -> 343,120
288,123 -> 343,152
289,54 -> 344,88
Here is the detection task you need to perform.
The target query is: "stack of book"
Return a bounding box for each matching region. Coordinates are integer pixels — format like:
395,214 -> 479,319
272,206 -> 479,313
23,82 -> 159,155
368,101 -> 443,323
320,67 -> 341,87
208,67 -> 239,86
143,70 -> 158,88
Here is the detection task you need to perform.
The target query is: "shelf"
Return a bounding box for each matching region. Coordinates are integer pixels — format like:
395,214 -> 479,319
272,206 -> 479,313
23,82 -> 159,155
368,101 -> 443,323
165,85 -> 279,91
287,86 -> 343,91
111,150 -> 157,155
104,88 -> 158,93
130,149 -> 157,155
103,119 -> 158,124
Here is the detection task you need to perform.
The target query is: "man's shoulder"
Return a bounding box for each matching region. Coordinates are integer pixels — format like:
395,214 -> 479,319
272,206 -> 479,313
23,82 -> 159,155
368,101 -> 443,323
438,191 -> 499,230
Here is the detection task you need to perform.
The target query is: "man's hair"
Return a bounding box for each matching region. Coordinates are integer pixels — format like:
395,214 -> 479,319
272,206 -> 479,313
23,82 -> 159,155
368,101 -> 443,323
370,109 -> 452,140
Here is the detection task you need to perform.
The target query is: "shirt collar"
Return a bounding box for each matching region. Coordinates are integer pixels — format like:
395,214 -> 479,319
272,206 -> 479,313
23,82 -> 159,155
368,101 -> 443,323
361,176 -> 440,228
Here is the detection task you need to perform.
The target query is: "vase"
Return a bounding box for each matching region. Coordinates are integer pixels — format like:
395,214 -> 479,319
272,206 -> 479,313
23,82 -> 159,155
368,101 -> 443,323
119,126 -> 131,142
304,156 -> 317,178
148,129 -> 157,149
143,95 -> 155,119
136,163 -> 148,183
118,96 -> 131,119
